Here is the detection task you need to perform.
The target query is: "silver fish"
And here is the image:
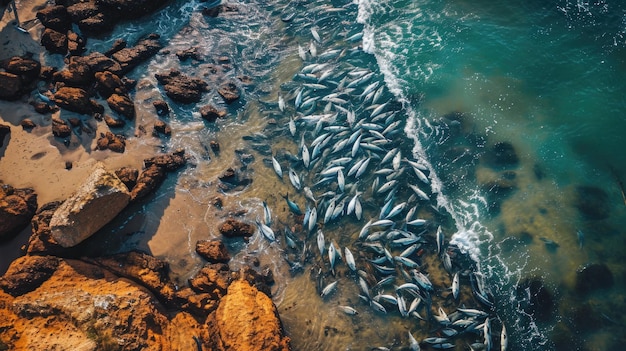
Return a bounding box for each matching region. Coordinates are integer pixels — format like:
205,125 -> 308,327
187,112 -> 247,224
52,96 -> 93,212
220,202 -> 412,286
272,156 -> 283,178
320,280 -> 338,298
344,247 -> 356,271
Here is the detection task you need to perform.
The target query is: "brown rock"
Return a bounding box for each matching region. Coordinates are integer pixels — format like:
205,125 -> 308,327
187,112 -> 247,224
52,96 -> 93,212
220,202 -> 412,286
79,52 -> 123,76
189,263 -> 232,299
176,47 -> 203,61
153,99 -> 169,115
2,56 -> 41,82
196,239 -> 230,263
0,256 -> 60,296
51,116 -> 71,138
130,164 -> 166,201
218,81 -> 240,104
210,140 -> 220,153
87,251 -> 177,305
143,149 -> 186,171
95,70 -> 124,98
67,30 -> 85,56
20,119 -> 36,130
68,117 -> 81,127
39,66 -> 57,81
155,69 -> 208,103
219,218 -> 254,238
0,72 -> 23,100
104,114 -> 125,128
104,38 -> 127,57
96,131 -> 126,152
115,166 -> 139,190
32,101 -> 56,114
41,28 -> 68,55
107,93 -> 135,119
112,34 -> 162,74
53,59 -> 91,87
175,288 -> 218,317
199,104 -> 227,122
153,120 -> 171,136
49,163 -> 130,247
0,184 -> 38,241
36,4 -> 71,32
24,201 -> 68,255
205,279 -> 291,351
53,87 -> 99,115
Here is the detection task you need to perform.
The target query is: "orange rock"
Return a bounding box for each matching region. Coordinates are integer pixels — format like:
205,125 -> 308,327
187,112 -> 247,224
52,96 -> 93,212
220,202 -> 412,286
205,279 -> 291,351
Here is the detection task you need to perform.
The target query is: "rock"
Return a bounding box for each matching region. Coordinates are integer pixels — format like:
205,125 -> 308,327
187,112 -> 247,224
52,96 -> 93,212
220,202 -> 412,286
219,218 -> 254,238
65,161 -> 73,170
23,201 -> 68,255
483,141 -> 519,169
575,263 -> 614,294
204,279 -> 291,351
96,131 -> 126,152
87,251 -> 177,305
2,56 -> 41,82
176,47 -> 203,61
574,185 -> 610,220
106,93 -> 135,119
0,256 -> 203,350
210,140 -> 220,153
516,277 -> 553,321
104,38 -> 127,57
94,70 -> 124,98
36,4 -> 71,32
218,81 -> 240,104
189,263 -> 232,299
20,119 -> 36,130
0,124 -> 9,147
39,66 -> 57,80
53,87 -> 100,115
569,302 -> 604,332
0,256 -> 60,296
155,69 -> 208,103
143,149 -> 187,171
104,114 -> 125,128
0,184 -> 38,241
114,166 -> 138,190
67,1 -> 115,34
53,59 -> 92,87
129,164 -> 166,201
41,28 -> 68,55
153,120 -> 171,136
32,101 -> 57,114
51,115 -> 71,138
0,72 -> 23,100
153,99 -> 169,115
79,52 -> 123,76
200,104 -> 227,122
49,163 -> 130,247
196,240 -> 230,263
67,30 -> 85,56
111,34 -> 162,74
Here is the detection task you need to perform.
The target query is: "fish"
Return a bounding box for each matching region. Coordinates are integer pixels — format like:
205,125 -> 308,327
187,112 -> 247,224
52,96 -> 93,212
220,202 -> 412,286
278,94 -> 285,112
303,186 -> 317,204
576,229 -> 584,249
282,193 -> 302,215
288,168 -> 302,190
311,27 -> 321,43
436,226 -> 444,254
320,281 -> 338,298
301,144 -> 310,169
262,201 -> 272,226
344,247 -> 356,271
328,241 -> 337,274
309,41 -> 317,57
501,322 -> 508,351
308,207 -> 317,232
338,305 -> 359,315
317,230 -> 325,255
272,156 -> 283,178
358,276 -> 371,299
408,331 -> 421,351
289,116 -> 297,136
297,44 -> 307,61
452,272 -> 460,300
483,317 -> 492,351
256,220 -> 275,242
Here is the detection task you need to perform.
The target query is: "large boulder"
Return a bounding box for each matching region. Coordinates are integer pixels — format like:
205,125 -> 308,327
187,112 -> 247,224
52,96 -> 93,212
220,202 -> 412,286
36,4 -> 72,32
49,163 -> 130,247
204,279 -> 291,351
575,263 -> 614,294
155,69 -> 208,103
219,218 -> 255,238
0,72 -> 23,100
41,28 -> 68,55
106,93 -> 135,119
0,184 -> 38,241
196,239 -> 230,263
0,256 -> 202,351
0,56 -> 41,100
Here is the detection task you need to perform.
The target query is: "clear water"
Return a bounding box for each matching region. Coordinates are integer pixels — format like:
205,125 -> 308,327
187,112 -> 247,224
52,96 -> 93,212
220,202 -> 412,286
20,0 -> 626,350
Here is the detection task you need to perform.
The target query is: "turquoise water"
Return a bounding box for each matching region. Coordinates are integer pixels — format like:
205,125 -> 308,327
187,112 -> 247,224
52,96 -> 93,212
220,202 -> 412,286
22,0 -> 624,350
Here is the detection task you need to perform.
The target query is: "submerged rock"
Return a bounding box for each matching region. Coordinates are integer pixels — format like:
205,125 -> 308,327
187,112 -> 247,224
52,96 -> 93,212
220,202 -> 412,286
0,184 -> 38,241
200,104 -> 227,122
217,81 -> 240,104
204,279 -> 291,351
155,69 -> 209,103
516,277 -> 554,321
482,141 -> 519,169
153,99 -> 169,115
575,263 -> 614,294
49,163 -> 130,247
219,218 -> 254,238
574,185 -> 610,220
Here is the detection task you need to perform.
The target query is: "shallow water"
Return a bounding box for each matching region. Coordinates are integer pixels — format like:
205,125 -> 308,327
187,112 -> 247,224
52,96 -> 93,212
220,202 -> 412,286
3,0 -> 626,350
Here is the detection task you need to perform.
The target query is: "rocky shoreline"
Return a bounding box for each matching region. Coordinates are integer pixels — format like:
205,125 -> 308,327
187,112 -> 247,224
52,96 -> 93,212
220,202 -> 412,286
1,0 -> 291,350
